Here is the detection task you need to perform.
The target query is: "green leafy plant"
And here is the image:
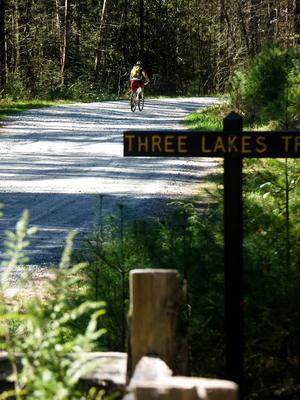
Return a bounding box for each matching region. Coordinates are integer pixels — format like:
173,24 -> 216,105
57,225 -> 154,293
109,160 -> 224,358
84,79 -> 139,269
229,43 -> 290,123
287,47 -> 300,126
0,210 -> 107,399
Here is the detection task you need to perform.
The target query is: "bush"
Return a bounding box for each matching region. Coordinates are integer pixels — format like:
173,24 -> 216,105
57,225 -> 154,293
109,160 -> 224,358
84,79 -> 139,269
3,73 -> 29,100
76,173 -> 300,398
288,47 -> 300,126
0,211 -> 107,399
229,43 -> 289,123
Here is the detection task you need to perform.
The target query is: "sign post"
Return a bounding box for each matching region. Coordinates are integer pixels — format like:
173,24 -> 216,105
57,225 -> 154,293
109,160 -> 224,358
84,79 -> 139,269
223,112 -> 244,397
123,115 -> 300,399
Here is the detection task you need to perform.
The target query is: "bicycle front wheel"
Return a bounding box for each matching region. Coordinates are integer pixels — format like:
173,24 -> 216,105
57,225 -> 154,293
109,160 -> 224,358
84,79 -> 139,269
138,91 -> 144,111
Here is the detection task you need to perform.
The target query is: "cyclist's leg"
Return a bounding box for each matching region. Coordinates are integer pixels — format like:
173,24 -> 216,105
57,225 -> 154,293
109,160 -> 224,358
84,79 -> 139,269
131,80 -> 138,91
130,92 -> 136,111
138,82 -> 145,111
137,81 -> 144,96
130,80 -> 137,111
136,86 -> 141,100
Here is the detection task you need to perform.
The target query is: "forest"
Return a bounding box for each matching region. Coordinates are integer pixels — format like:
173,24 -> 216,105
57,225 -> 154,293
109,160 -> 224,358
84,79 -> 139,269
0,1 -> 300,400
0,0 -> 300,99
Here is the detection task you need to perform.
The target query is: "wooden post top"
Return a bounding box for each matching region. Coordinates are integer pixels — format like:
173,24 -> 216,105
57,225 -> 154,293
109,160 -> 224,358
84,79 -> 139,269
130,269 -> 179,275
128,268 -> 181,375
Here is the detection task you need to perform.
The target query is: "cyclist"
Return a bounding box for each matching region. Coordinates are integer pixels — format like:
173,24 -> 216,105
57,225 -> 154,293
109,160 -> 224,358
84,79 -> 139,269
130,61 -> 149,96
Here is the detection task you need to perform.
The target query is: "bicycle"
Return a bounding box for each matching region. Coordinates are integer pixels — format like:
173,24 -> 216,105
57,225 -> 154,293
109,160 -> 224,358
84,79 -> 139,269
130,82 -> 148,112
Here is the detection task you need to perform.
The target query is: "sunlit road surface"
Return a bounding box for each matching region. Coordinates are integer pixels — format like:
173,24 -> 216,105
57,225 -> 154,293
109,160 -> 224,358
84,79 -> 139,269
0,98 -> 219,265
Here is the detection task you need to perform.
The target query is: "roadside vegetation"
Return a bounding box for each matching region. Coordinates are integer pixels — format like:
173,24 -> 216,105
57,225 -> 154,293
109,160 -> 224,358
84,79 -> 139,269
0,99 -> 72,120
0,212 -> 108,399
183,43 -> 300,398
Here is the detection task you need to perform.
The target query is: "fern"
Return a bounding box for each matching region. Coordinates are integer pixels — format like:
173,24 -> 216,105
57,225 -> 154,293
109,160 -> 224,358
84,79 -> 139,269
0,210 -> 107,399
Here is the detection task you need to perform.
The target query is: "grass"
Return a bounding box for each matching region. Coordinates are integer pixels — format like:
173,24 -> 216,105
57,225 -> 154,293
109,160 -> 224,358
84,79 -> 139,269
185,104 -> 226,131
0,99 -> 73,120
184,103 -> 285,132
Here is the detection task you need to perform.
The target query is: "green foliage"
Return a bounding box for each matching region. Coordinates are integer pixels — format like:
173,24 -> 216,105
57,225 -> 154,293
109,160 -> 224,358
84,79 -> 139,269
74,193 -> 226,376
229,43 -> 293,124
75,202 -> 154,351
242,159 -> 300,397
185,104 -> 225,131
1,0 -> 300,99
3,73 -> 29,101
184,95 -> 300,397
65,79 -> 124,102
75,155 -> 300,399
1,153 -> 299,399
0,99 -> 70,120
0,211 -> 107,399
228,68 -> 249,115
287,47 -> 300,126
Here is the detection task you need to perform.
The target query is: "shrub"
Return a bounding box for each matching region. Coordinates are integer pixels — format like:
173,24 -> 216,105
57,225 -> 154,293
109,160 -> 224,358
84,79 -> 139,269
0,210 -> 107,399
76,177 -> 300,398
288,47 -> 300,126
229,43 -> 289,123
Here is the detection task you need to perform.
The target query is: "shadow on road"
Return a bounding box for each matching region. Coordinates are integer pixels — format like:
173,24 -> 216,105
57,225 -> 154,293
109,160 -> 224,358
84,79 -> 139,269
0,98 -> 220,265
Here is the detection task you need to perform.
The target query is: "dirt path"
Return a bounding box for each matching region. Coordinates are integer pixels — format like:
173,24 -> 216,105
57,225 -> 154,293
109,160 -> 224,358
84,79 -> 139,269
0,98 -> 219,265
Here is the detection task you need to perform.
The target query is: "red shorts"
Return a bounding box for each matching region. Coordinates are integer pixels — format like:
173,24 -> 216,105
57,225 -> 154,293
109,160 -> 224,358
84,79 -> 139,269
130,80 -> 144,93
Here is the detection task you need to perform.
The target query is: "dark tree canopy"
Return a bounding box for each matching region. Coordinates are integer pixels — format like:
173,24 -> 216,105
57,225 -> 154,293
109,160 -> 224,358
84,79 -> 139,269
1,0 -> 299,98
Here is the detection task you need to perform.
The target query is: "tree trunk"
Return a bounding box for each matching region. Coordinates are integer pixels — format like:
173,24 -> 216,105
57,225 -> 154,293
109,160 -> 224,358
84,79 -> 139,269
24,0 -> 35,95
140,0 -> 144,59
55,0 -> 63,63
249,0 -> 260,55
267,0 -> 276,38
123,0 -> 128,62
61,0 -> 71,85
295,0 -> 300,43
94,0 -> 107,73
236,0 -> 251,55
0,0 -> 6,89
74,0 -> 82,75
14,1 -> 20,72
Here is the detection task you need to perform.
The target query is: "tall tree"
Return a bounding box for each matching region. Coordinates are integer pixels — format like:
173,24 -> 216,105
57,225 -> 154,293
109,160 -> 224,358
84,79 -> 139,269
55,0 -> 63,65
295,0 -> 300,43
123,0 -> 128,61
139,0 -> 144,58
0,0 -> 5,90
23,0 -> 35,94
94,0 -> 107,73
61,0 -> 71,85
1,0 -> 300,97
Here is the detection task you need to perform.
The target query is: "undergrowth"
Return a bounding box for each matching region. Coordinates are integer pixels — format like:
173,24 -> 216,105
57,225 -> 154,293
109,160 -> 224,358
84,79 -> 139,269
71,100 -> 300,399
0,99 -> 72,120
0,210 -> 108,399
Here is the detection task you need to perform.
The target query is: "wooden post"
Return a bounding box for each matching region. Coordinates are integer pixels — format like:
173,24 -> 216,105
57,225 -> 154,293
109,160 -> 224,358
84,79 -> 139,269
128,269 -> 180,376
131,376 -> 238,400
223,112 -> 244,398
135,385 -> 201,400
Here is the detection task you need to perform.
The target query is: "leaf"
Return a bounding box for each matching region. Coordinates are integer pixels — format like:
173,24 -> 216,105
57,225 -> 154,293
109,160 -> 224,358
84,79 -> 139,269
0,313 -> 29,322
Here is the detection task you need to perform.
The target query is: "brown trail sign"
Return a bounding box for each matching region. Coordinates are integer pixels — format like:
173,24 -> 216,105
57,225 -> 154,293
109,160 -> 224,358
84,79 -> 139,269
124,130 -> 300,158
123,111 -> 300,399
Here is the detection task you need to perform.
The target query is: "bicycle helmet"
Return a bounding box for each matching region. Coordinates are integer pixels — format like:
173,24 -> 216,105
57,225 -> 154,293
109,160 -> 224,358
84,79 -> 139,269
136,61 -> 143,66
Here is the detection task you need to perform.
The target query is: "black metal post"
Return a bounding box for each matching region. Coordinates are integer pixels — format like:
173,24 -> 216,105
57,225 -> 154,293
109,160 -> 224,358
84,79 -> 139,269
223,112 -> 244,398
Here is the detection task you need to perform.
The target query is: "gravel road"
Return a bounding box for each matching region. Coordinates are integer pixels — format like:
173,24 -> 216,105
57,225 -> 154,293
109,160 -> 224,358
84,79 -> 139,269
0,97 -> 219,266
